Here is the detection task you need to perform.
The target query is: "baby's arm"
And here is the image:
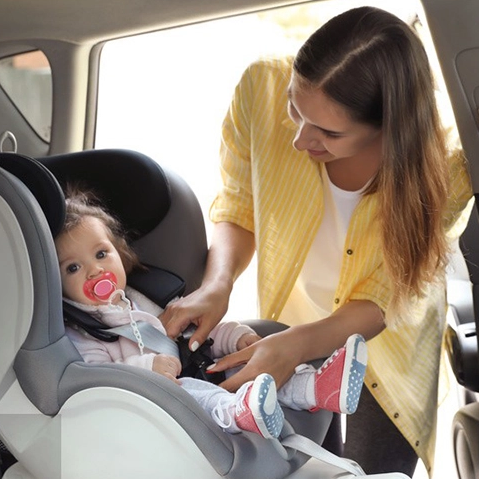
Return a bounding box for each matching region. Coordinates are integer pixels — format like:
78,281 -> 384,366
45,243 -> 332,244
66,325 -> 114,363
210,321 -> 261,357
66,324 -> 181,383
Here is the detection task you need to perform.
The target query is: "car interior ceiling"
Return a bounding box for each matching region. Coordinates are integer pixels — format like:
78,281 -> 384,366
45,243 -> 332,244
1,0 -> 307,44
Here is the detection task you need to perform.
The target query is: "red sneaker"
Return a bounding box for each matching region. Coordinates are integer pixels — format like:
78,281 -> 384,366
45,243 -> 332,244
310,334 -> 367,414
235,373 -> 284,439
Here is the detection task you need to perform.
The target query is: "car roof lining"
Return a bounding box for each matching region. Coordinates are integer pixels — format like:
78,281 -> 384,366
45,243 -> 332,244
1,0 -> 310,45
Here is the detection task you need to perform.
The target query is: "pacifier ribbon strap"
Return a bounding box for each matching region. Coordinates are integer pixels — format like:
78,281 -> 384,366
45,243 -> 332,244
108,321 -> 180,359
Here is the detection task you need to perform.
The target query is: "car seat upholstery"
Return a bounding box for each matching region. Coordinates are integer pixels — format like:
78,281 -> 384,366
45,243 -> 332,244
0,149 -> 337,479
445,199 -> 479,479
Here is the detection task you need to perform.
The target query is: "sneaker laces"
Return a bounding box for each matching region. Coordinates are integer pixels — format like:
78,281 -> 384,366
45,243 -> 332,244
318,349 -> 339,373
212,397 -> 234,429
234,382 -> 250,416
211,382 -> 250,430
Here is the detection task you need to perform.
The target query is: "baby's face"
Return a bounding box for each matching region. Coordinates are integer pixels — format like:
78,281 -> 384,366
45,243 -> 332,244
55,216 -> 127,305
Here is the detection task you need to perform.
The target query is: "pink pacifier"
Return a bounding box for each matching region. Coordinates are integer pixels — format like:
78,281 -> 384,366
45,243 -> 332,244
83,271 -> 118,302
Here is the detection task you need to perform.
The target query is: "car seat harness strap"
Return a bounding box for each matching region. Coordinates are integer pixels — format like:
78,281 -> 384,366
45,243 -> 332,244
280,433 -> 366,476
109,320 -> 180,360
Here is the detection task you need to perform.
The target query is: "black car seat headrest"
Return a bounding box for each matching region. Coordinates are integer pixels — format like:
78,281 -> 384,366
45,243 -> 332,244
0,152 -> 65,237
38,149 -> 171,240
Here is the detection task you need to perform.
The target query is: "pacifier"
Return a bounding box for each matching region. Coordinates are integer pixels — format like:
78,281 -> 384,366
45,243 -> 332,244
83,271 -> 118,302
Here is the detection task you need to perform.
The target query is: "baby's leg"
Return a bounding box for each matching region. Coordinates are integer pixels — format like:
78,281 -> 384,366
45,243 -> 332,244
277,363 -> 317,411
278,334 -> 367,414
181,374 -> 284,438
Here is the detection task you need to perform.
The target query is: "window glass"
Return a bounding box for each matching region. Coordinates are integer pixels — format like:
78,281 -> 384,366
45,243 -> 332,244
96,0 -> 435,219
0,50 -> 52,142
96,0 -> 451,326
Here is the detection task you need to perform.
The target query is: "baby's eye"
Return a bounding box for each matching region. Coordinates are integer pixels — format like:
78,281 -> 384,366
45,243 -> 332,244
96,250 -> 107,260
66,263 -> 80,274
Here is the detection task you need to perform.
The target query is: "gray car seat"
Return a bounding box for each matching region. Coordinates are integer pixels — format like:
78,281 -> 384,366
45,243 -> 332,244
0,149 -> 410,479
0,149 -> 336,479
445,199 -> 479,479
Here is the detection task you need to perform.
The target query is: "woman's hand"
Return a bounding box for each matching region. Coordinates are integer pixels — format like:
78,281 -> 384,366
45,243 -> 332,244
152,353 -> 182,384
162,283 -> 230,350
163,222 -> 256,352
209,331 -> 302,392
208,300 -> 385,392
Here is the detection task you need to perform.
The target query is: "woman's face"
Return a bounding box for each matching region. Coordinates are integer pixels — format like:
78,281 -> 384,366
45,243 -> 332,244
287,73 -> 383,172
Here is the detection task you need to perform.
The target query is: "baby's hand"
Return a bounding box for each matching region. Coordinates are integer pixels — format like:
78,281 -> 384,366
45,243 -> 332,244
236,333 -> 261,351
152,353 -> 182,384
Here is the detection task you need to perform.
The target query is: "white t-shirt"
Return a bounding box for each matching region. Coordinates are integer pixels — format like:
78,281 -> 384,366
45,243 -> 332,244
279,169 -> 367,326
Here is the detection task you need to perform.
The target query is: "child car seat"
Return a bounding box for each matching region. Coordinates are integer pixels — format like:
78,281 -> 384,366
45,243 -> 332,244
0,149 -> 408,479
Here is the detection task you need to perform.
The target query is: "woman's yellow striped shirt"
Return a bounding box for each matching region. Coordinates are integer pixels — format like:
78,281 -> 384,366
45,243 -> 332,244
210,56 -> 473,474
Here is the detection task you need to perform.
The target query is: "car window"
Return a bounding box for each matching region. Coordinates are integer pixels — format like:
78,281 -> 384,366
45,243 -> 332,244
0,51 -> 52,143
96,0 -> 454,327
97,0 -> 451,217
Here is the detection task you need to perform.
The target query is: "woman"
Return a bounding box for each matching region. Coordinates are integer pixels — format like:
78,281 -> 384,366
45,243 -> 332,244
163,6 -> 473,476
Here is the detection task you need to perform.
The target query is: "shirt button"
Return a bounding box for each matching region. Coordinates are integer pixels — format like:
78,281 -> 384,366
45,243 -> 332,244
334,298 -> 340,304
372,383 -> 378,388
346,249 -> 353,255
394,412 -> 399,419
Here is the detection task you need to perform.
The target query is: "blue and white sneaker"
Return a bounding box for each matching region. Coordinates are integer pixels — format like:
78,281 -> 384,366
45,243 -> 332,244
235,373 -> 284,439
309,334 -> 368,414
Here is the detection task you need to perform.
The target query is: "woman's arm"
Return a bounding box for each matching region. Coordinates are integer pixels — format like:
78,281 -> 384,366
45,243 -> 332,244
208,299 -> 385,392
163,221 -> 255,350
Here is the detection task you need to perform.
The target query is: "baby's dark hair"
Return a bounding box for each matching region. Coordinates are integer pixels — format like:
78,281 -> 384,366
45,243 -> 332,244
62,184 -> 142,274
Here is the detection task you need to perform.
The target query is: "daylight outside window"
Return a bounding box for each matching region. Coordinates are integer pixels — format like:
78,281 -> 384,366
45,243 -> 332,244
96,0 -> 428,224
96,0 -> 452,321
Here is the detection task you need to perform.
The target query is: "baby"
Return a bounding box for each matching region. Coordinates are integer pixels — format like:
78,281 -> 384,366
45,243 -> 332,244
55,187 -> 367,439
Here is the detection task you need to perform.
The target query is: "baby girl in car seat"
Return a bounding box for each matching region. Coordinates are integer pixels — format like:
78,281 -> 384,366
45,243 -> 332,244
54,186 -> 368,439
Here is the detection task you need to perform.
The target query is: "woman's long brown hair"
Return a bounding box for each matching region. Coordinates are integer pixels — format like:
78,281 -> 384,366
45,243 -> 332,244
294,7 -> 449,323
